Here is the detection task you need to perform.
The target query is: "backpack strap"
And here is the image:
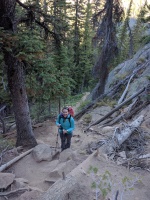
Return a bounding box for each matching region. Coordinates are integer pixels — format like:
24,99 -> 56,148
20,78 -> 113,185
68,115 -> 72,127
59,114 -> 72,127
58,113 -> 63,124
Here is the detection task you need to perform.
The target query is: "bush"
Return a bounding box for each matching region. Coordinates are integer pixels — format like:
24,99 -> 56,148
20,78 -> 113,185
0,135 -> 15,153
83,114 -> 92,124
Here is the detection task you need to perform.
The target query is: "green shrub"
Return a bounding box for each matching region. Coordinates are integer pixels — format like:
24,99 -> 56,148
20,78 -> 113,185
94,98 -> 116,108
89,166 -> 142,200
0,135 -> 15,153
83,114 -> 92,124
77,100 -> 91,111
64,93 -> 84,107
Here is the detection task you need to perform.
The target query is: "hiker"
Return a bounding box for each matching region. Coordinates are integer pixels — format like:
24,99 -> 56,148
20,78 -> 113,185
56,107 -> 75,151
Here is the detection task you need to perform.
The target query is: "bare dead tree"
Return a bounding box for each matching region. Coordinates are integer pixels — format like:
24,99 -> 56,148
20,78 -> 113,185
91,0 -> 124,100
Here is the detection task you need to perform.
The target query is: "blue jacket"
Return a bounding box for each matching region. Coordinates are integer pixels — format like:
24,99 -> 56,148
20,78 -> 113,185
56,114 -> 75,134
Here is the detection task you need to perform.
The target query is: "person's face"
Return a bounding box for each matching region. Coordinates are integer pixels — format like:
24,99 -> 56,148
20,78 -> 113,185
62,109 -> 69,118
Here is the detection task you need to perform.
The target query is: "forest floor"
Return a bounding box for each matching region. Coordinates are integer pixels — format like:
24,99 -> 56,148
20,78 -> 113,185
1,95 -> 150,200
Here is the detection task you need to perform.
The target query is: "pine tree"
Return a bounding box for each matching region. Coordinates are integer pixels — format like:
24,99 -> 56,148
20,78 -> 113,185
117,0 -> 133,63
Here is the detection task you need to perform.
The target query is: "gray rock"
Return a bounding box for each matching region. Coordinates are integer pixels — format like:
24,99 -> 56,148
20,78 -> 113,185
90,106 -> 112,122
19,190 -> 42,200
49,160 -> 77,181
0,172 -> 15,189
32,144 -> 53,162
59,148 -> 77,163
105,43 -> 150,96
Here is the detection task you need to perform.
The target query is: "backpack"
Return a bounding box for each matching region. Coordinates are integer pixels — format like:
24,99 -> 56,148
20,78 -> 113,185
68,106 -> 75,117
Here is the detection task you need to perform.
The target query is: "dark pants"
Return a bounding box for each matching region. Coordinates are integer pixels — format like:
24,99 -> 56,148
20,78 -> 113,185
60,132 -> 72,151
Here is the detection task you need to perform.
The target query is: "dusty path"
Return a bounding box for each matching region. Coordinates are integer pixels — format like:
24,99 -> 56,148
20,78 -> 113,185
2,96 -> 150,200
5,117 -> 150,200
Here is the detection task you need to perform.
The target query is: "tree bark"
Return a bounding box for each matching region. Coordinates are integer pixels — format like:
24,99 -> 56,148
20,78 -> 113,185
0,0 -> 37,148
4,52 -> 37,147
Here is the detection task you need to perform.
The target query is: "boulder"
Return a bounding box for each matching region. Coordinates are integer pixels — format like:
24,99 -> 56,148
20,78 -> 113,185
0,172 -> 15,189
101,126 -> 115,137
48,160 -> 77,182
59,148 -> 78,163
105,42 -> 150,97
32,144 -> 58,162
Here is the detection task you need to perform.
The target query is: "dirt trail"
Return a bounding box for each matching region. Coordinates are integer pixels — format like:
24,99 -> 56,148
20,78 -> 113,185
5,117 -> 150,200
11,117 -> 150,200
2,95 -> 150,200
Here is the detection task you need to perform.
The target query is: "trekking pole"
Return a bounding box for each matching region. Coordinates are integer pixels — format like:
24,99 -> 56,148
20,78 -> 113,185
55,133 -> 59,152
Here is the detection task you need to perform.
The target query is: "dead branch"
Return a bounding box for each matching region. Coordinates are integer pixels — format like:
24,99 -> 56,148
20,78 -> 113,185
0,115 -> 6,134
0,188 -> 28,197
117,74 -> 134,105
0,105 -> 6,113
105,99 -> 149,126
74,101 -> 95,120
0,148 -> 33,172
101,115 -> 144,154
139,154 -> 150,159
75,61 -> 149,120
107,60 -> 149,99
85,87 -> 145,131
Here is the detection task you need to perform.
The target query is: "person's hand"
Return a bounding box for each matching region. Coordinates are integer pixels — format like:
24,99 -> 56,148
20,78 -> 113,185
57,124 -> 61,128
63,130 -> 67,134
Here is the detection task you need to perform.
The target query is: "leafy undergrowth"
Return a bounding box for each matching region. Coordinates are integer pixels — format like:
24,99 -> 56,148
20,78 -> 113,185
0,134 -> 15,153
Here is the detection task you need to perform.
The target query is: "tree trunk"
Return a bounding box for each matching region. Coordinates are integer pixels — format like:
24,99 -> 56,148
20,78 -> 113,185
0,0 -> 37,148
4,52 -> 37,148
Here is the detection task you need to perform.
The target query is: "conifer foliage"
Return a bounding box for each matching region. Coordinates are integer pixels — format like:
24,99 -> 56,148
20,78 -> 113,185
0,0 -> 149,147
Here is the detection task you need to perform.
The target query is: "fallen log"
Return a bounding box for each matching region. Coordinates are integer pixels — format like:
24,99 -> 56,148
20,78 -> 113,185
74,101 -> 95,120
38,150 -> 98,200
75,62 -> 149,121
85,87 -> 145,131
101,115 -> 144,154
0,148 -> 33,172
117,74 -> 134,105
105,100 -> 149,126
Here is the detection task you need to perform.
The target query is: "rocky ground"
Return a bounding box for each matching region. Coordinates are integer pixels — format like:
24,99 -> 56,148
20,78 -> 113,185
0,99 -> 150,200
